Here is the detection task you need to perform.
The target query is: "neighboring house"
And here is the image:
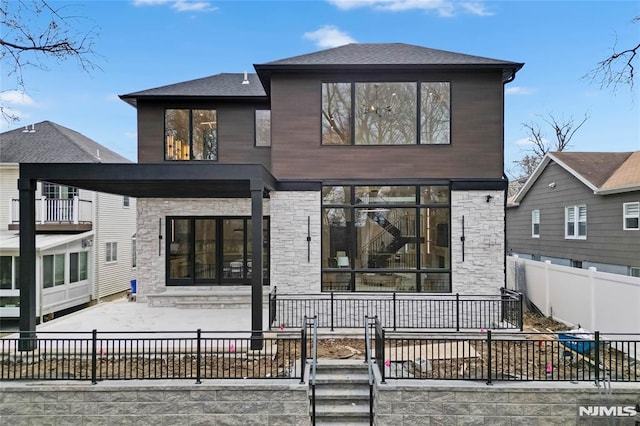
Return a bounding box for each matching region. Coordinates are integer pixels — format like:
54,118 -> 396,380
16,43 -> 524,331
0,121 -> 137,319
507,151 -> 640,277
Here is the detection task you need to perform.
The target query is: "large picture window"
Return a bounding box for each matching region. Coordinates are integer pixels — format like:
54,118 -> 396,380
321,81 -> 450,145
322,184 -> 450,292
167,217 -> 269,286
165,109 -> 217,160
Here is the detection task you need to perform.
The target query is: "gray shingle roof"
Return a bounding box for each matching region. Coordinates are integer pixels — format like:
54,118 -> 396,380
261,43 -> 522,67
120,73 -> 266,105
0,121 -> 131,164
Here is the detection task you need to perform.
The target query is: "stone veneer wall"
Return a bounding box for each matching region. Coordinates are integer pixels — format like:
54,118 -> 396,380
269,191 -> 321,294
374,380 -> 640,425
136,198 -> 270,302
3,380 -> 638,425
451,190 -> 505,295
0,380 -> 309,425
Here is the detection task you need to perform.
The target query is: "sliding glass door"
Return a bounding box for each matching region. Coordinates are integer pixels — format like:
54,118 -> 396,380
167,216 -> 269,286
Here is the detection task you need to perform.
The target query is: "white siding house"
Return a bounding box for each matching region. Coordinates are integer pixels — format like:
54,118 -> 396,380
0,121 -> 136,319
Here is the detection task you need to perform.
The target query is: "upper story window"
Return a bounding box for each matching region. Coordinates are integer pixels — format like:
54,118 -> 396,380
106,242 -> 118,263
123,196 -> 130,207
531,209 -> 540,238
255,109 -> 271,147
43,183 -> 78,199
623,202 -> 639,230
565,205 -> 587,239
321,81 -> 450,145
165,109 -> 217,161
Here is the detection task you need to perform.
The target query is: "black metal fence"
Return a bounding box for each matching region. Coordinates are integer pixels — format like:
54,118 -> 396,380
0,330 -> 303,383
269,287 -> 523,331
373,321 -> 640,385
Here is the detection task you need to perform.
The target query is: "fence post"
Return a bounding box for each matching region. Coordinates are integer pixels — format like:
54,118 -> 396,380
380,327 -> 386,384
300,325 -> 307,384
195,329 -> 202,384
519,292 -> 524,331
500,288 -> 505,324
456,293 -> 460,332
392,292 -> 397,331
594,330 -> 600,387
486,330 -> 492,385
268,288 -> 274,330
330,292 -> 335,331
91,329 -> 97,385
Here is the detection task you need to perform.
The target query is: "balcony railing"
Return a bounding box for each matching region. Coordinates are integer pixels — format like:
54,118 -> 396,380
9,196 -> 92,229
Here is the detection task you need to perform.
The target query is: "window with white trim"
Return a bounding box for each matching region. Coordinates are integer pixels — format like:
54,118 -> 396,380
531,209 -> 540,238
123,196 -> 130,207
630,267 -> 640,278
623,202 -> 639,230
43,254 -> 65,288
106,242 -> 118,263
565,205 -> 587,239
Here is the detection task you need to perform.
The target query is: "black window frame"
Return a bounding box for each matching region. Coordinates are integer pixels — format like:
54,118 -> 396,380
320,80 -> 451,146
166,216 -> 270,287
321,183 -> 451,293
164,108 -> 218,161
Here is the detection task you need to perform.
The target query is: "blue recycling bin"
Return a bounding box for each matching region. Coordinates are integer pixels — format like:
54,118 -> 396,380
130,279 -> 137,294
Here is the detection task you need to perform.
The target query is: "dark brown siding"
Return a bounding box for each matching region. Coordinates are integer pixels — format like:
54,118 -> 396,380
137,100 -> 270,168
270,70 -> 505,180
507,162 -> 640,269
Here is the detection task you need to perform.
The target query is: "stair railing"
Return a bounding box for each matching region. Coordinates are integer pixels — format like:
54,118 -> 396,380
364,316 -> 376,426
306,316 -> 318,425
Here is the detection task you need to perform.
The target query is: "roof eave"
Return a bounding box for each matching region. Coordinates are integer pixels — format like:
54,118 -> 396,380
595,184 -> 640,195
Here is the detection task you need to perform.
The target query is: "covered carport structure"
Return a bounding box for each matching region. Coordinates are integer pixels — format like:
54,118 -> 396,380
17,162 -> 277,350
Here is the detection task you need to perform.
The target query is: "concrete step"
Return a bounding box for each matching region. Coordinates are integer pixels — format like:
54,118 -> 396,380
313,387 -> 370,401
146,287 -> 270,308
312,403 -> 371,423
314,422 -> 370,426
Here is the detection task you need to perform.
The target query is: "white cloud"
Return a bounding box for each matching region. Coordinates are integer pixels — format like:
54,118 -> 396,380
514,137 -> 534,146
124,131 -> 137,139
304,25 -> 356,49
132,0 -> 217,12
327,0 -> 491,17
515,137 -> 549,146
506,86 -> 535,96
0,90 -> 36,106
106,93 -> 121,102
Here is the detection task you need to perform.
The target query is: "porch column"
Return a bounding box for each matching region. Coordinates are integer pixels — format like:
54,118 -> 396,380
18,177 -> 37,351
250,179 -> 264,349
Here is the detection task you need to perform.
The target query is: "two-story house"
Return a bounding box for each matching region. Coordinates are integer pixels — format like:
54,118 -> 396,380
1,121 -> 137,320
507,151 -> 640,276
16,43 -> 523,335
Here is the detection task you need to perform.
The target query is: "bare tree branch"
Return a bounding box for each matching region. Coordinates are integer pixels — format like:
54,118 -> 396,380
511,113 -> 590,181
586,16 -> 639,91
0,0 -> 100,122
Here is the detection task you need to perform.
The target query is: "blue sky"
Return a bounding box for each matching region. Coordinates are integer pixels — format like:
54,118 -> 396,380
1,0 -> 638,177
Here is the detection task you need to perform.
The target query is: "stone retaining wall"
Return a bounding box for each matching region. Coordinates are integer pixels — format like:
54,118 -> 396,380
374,379 -> 640,425
0,380 -> 309,425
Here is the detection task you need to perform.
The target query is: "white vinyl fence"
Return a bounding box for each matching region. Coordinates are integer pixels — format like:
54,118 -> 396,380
507,256 -> 640,334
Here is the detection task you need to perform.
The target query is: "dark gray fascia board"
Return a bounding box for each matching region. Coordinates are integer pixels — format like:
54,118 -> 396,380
119,94 -> 269,108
